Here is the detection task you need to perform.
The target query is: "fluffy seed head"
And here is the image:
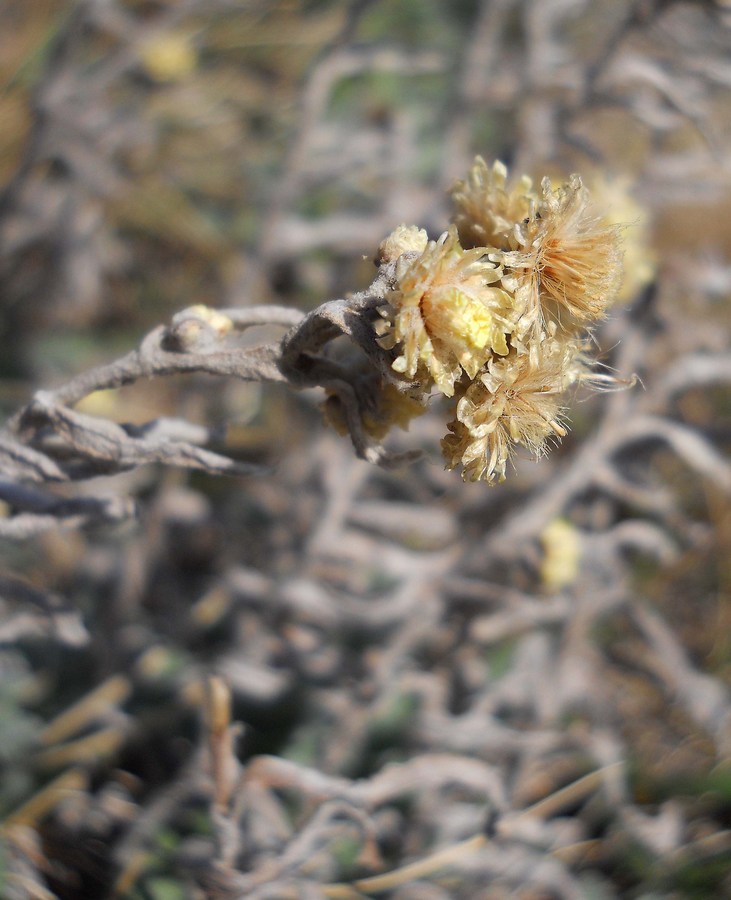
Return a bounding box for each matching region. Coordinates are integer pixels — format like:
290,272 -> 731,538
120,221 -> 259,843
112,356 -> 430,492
442,340 -> 582,483
499,175 -> 624,341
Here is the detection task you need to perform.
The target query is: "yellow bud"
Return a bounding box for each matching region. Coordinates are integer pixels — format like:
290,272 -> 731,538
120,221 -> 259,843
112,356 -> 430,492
540,519 -> 581,591
376,225 -> 429,264
140,33 -> 197,83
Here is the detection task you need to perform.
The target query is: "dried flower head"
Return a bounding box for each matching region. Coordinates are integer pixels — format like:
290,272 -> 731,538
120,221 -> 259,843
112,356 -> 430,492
451,157 -> 537,250
442,340 -> 582,483
499,174 -> 623,341
323,373 -> 427,443
362,382 -> 428,440
378,226 -> 513,397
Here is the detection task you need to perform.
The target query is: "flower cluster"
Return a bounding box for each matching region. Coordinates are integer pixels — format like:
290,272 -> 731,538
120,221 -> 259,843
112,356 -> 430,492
367,157 -> 632,482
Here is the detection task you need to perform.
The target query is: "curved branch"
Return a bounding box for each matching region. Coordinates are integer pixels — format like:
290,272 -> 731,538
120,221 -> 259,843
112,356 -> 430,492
0,292 -> 400,531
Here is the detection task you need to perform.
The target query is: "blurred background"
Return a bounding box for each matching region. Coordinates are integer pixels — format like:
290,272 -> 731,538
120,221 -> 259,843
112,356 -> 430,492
0,1 -> 730,898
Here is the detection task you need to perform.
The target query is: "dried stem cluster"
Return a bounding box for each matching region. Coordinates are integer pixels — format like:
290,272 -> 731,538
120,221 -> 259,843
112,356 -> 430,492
2,2 -> 731,899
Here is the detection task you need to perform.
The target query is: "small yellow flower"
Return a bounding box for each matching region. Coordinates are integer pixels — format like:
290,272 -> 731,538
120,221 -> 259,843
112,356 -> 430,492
451,157 -> 537,250
378,226 -> 513,397
186,304 -> 233,336
442,340 -> 580,483
498,175 -> 623,340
